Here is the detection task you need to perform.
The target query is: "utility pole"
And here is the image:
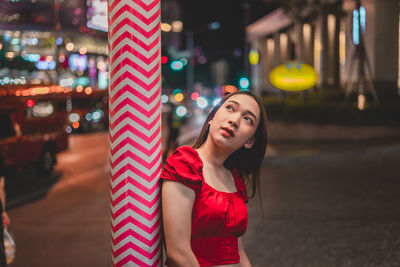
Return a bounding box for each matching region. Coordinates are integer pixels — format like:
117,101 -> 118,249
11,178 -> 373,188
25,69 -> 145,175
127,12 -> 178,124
243,1 -> 250,78
186,31 -> 194,95
345,0 -> 378,106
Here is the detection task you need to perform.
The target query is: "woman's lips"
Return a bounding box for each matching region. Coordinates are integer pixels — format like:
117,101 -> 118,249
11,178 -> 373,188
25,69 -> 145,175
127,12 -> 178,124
221,127 -> 234,137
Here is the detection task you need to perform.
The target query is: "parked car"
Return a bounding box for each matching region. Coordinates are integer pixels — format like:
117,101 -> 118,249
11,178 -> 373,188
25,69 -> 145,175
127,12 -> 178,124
0,85 -> 69,175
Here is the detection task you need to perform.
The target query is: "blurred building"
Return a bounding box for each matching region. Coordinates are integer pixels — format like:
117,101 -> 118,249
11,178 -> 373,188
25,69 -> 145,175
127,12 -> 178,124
0,0 -> 108,90
247,0 -> 399,97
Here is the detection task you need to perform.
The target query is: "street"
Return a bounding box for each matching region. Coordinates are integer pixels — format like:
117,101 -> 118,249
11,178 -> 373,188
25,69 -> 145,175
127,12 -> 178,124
6,130 -> 400,267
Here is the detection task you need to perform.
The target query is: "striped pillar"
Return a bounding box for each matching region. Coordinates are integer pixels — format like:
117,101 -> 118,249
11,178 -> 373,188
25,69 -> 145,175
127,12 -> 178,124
108,0 -> 161,266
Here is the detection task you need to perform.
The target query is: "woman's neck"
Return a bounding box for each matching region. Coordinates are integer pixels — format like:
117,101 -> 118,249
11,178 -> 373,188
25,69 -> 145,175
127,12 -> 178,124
196,139 -> 230,168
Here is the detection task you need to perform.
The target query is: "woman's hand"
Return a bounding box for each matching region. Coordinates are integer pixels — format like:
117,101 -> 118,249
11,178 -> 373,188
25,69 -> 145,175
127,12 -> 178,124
162,181 -> 200,267
2,211 -> 10,229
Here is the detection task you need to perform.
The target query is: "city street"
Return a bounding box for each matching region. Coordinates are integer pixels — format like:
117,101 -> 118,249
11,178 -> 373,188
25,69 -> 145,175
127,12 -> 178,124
6,130 -> 400,267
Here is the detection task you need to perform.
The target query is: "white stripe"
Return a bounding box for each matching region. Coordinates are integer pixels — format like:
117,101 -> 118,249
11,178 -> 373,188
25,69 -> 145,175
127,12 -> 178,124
110,24 -> 160,47
111,209 -> 159,227
109,77 -> 160,100
110,10 -> 160,34
110,167 -> 161,189
109,0 -> 159,20
112,235 -> 161,255
109,37 -> 160,60
111,180 -> 160,203
109,142 -> 161,163
111,155 -> 161,177
112,247 -> 161,266
110,64 -> 160,85
112,223 -> 160,244
110,105 -> 160,127
110,115 -> 161,136
110,91 -> 160,114
111,50 -> 159,72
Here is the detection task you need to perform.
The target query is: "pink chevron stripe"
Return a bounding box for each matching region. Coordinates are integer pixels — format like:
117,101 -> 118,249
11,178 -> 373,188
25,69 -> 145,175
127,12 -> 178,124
111,17 -> 159,39
110,31 -> 159,52
109,137 -> 161,157
111,176 -> 159,195
112,215 -> 159,234
110,149 -> 160,169
110,0 -> 159,14
109,84 -> 160,105
113,241 -> 160,261
111,162 -> 162,184
111,188 -> 159,209
109,124 -> 161,144
110,110 -> 160,131
110,71 -> 159,92
111,201 -> 159,221
112,229 -> 160,247
114,251 -> 161,267
110,97 -> 159,118
115,255 -> 160,267
109,121 -> 160,144
109,0 -> 161,265
110,4 -> 160,25
110,57 -> 160,78
111,44 -> 160,66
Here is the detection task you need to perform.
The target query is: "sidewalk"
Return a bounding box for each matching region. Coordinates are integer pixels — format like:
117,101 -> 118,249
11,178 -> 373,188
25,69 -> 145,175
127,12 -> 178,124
177,120 -> 400,162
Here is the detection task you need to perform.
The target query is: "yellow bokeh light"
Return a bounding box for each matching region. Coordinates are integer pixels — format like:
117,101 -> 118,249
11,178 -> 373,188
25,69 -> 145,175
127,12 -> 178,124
249,50 -> 259,65
85,87 -> 92,95
174,93 -> 184,102
269,61 -> 318,91
66,42 -> 74,51
161,23 -> 172,32
76,85 -> 83,92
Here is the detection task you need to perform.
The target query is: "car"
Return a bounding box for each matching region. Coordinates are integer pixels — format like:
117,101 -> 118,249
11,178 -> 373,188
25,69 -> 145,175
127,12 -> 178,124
0,85 -> 70,175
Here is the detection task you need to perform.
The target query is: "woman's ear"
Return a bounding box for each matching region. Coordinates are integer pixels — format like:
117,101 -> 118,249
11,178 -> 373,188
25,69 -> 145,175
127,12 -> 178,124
244,137 -> 255,149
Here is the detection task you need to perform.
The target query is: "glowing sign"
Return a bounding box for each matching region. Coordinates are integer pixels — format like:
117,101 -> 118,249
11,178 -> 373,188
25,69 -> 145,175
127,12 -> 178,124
353,6 -> 366,45
269,61 -> 318,91
68,54 -> 88,72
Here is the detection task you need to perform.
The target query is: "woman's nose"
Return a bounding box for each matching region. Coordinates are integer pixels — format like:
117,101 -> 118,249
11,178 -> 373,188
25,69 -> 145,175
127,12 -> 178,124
228,115 -> 240,128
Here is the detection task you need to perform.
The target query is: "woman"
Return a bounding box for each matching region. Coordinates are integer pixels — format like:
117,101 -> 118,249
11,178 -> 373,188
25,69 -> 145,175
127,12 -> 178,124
0,160 -> 10,266
160,91 -> 268,267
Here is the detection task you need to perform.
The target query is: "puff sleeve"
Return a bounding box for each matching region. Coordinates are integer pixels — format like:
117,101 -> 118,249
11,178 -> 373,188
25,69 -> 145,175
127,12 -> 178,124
160,146 -> 203,194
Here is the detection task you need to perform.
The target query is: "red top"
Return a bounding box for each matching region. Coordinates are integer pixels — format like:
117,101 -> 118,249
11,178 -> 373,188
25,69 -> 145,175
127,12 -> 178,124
160,146 -> 248,266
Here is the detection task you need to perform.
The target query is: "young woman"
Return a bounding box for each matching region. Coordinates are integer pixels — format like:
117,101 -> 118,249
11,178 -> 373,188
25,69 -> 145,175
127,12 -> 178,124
160,91 -> 268,267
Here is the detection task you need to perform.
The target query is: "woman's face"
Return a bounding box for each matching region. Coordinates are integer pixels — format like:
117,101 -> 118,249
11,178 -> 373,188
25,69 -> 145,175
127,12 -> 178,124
208,94 -> 260,152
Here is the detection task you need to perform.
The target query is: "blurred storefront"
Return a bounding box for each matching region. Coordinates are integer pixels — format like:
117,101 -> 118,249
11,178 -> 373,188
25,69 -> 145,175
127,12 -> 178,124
0,0 -> 108,90
247,0 -> 399,97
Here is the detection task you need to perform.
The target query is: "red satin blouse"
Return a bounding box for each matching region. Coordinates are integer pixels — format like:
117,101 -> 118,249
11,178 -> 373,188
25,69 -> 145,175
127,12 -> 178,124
160,146 -> 248,266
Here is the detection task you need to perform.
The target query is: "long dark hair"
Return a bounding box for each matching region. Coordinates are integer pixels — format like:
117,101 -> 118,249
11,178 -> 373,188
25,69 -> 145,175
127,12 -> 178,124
192,91 -> 268,200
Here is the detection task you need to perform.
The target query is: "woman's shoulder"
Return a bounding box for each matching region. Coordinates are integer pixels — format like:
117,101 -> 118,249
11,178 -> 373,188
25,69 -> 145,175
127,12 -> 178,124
161,146 -> 203,193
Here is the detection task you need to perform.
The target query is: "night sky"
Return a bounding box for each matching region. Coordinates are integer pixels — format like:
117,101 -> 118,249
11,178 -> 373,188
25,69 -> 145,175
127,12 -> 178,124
176,0 -> 278,85
179,0 -> 278,57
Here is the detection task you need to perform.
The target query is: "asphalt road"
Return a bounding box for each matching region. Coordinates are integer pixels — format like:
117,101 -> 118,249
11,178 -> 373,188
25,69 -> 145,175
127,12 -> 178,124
6,131 -> 400,267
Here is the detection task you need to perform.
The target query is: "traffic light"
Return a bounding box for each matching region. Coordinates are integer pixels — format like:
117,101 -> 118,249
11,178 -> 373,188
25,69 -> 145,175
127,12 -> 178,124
239,77 -> 250,90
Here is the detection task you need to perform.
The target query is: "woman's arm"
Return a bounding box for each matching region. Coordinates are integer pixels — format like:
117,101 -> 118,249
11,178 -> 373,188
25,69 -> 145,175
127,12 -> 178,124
0,176 -> 10,228
238,236 -> 251,267
162,180 -> 200,267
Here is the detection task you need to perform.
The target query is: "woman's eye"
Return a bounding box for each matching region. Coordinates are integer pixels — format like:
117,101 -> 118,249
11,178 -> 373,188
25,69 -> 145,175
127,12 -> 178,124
244,117 -> 253,124
226,105 -> 233,111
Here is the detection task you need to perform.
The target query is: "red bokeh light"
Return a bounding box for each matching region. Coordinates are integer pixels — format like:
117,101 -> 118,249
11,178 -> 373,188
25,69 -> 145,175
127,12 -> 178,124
161,56 -> 168,64
26,99 -> 35,107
